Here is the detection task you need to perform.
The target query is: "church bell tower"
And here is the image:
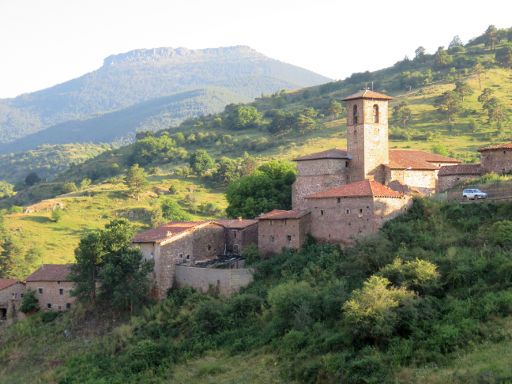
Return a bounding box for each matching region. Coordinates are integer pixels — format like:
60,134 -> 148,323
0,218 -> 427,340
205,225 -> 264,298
343,90 -> 392,183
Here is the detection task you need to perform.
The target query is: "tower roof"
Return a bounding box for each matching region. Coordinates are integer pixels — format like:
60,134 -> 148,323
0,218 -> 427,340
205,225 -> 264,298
342,90 -> 393,101
478,142 -> 512,152
305,180 -> 403,199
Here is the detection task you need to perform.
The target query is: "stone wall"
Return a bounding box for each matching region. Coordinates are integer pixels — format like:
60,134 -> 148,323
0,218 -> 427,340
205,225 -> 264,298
306,195 -> 410,244
306,196 -> 375,243
26,281 -> 75,311
175,265 -> 254,296
0,283 -> 25,325
137,223 -> 226,299
224,225 -> 258,255
437,174 -> 478,193
481,150 -> 512,174
292,159 -> 348,210
258,214 -> 311,256
385,168 -> 437,195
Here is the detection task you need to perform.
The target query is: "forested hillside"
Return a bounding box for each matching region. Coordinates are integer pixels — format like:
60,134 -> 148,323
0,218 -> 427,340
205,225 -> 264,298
0,45 -> 330,144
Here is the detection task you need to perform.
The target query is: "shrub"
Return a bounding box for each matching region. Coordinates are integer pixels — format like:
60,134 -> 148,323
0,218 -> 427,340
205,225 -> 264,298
20,289 -> 39,314
378,258 -> 440,294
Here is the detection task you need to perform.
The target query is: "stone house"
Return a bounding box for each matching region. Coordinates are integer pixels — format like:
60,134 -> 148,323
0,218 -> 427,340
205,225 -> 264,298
479,142 -> 512,174
0,279 -> 25,325
437,142 -> 512,192
26,264 -> 75,311
257,209 -> 311,256
133,221 -> 225,299
304,180 -> 411,244
215,219 -> 258,256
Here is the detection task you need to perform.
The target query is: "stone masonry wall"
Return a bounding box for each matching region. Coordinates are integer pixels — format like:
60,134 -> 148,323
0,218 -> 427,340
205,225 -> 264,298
306,196 -> 375,243
481,150 -> 512,174
225,225 -> 258,255
258,214 -> 311,256
175,265 -> 254,296
385,168 -> 437,195
0,283 -> 25,325
27,281 -> 75,311
346,99 -> 389,182
292,159 -> 348,210
437,174 -> 478,193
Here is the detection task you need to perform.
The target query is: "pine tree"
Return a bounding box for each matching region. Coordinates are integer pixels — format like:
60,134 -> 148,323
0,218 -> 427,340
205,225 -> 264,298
125,164 -> 148,200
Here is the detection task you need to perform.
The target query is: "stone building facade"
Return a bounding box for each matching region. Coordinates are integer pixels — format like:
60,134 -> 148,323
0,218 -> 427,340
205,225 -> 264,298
479,143 -> 512,174
437,142 -> 512,192
26,264 -> 75,311
304,180 -> 411,244
0,279 -> 25,325
215,219 -> 258,256
257,210 -> 311,256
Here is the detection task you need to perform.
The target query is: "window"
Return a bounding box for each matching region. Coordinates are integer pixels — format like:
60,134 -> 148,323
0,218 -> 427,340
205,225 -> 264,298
38,288 -> 43,294
373,104 -> 379,123
234,232 -> 237,238
359,208 -> 363,214
186,255 -> 190,259
66,303 -> 71,310
59,288 -> 64,295
346,209 -> 350,214
320,209 -> 324,216
352,105 -> 358,124
345,161 -> 349,168
270,235 -> 275,242
179,253 -> 183,258
337,198 -> 341,203
47,303 -> 52,309
287,235 -> 292,242
207,245 -> 211,251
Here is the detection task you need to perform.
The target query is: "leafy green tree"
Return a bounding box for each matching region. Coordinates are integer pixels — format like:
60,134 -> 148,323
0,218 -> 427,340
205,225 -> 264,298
454,80 -> 473,102
343,275 -> 415,344
51,208 -> 63,223
434,46 -> 452,68
496,46 -> 512,68
160,198 -> 192,222
71,231 -> 104,304
327,99 -> 343,119
20,289 -> 39,314
0,181 -> 14,199
484,25 -> 498,50
225,104 -> 263,130
99,246 -> 153,314
79,178 -> 92,190
266,109 -> 296,134
414,46 -> 426,60
25,171 -> 41,186
130,134 -> 179,166
296,108 -> 318,133
215,157 -> 240,184
435,91 -> 463,123
448,35 -> 464,52
392,102 -> 412,128
226,160 -> 296,218
71,219 -> 152,313
483,97 -> 508,128
189,149 -> 215,176
0,236 -> 16,278
378,258 -> 440,294
125,164 -> 148,200
240,152 -> 257,176
62,182 -> 78,194
478,88 -> 494,105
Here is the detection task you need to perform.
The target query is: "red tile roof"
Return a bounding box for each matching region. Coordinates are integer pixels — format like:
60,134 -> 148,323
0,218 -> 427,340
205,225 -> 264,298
438,164 -> 482,176
478,142 -> 512,152
387,150 -> 460,170
0,279 -> 20,290
305,180 -> 403,199
294,148 -> 350,161
258,209 -> 310,220
133,221 -> 208,243
342,90 -> 393,101
26,264 -> 72,282
215,219 -> 258,229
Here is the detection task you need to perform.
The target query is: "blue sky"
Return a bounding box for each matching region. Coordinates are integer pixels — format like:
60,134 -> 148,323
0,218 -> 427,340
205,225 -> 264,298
0,0 -> 510,98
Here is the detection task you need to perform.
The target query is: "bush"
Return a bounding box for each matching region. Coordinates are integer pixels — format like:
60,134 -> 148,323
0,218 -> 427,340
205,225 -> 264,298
20,289 -> 39,314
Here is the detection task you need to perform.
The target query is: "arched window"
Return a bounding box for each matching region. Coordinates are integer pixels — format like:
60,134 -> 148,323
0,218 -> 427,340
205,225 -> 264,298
352,105 -> 358,124
373,104 -> 379,123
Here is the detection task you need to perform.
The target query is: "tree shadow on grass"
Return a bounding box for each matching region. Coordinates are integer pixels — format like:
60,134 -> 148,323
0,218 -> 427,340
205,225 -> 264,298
19,216 -> 53,224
